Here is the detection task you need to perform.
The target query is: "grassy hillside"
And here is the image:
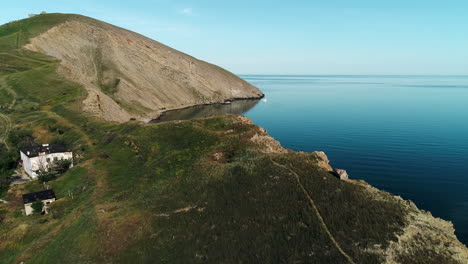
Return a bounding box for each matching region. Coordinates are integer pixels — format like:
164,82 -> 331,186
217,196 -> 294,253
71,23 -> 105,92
0,14 -> 465,264
0,14 -> 75,52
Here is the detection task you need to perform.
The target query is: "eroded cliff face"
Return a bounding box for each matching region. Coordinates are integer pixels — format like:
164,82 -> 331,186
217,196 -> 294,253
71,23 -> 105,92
24,17 -> 263,122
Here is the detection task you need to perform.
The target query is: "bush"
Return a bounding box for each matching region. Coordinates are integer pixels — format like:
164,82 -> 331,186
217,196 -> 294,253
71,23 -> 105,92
8,128 -> 34,149
38,170 -> 58,183
38,159 -> 72,183
31,201 -> 44,214
0,171 -> 12,195
0,209 -> 5,223
0,148 -> 16,195
55,159 -> 72,174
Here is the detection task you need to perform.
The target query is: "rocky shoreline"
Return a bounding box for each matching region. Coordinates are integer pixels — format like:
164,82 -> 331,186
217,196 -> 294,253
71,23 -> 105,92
238,115 -> 468,261
148,94 -> 265,123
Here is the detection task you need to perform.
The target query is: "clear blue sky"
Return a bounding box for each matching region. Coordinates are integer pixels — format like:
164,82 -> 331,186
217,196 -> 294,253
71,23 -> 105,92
1,0 -> 468,75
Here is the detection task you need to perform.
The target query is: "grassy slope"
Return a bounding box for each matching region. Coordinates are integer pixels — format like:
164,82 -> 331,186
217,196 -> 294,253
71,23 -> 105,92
0,14 -> 460,264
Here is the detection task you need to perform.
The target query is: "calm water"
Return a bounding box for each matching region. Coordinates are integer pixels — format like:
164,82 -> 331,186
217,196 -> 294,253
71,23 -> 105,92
161,75 -> 468,245
154,99 -> 259,123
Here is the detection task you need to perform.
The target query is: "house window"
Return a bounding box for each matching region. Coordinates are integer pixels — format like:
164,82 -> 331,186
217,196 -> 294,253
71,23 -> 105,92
46,158 -> 50,162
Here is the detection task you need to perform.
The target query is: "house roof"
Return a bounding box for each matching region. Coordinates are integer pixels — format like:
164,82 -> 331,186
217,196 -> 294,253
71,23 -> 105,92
20,144 -> 70,158
22,189 -> 56,204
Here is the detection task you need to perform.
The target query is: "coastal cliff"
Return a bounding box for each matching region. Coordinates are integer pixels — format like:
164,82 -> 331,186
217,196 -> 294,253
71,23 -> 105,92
239,116 -> 468,263
2,114 -> 466,263
22,14 -> 263,122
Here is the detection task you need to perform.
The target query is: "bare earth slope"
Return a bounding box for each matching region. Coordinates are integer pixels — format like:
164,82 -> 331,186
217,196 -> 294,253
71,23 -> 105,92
24,15 -> 263,122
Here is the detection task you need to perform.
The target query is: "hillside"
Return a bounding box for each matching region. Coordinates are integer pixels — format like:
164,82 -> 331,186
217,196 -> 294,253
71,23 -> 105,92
0,14 -> 467,264
2,13 -> 263,122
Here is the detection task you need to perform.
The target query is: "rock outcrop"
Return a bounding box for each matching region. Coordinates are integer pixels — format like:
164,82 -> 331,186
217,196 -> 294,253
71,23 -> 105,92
237,116 -> 289,154
334,168 -> 349,180
351,180 -> 468,264
24,15 -> 263,122
312,151 -> 333,171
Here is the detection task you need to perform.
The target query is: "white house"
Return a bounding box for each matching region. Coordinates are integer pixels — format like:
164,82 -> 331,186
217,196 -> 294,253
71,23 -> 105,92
22,189 -> 56,216
20,144 -> 73,179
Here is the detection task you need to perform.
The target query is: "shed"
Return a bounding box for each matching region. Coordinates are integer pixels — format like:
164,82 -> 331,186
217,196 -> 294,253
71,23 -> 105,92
22,189 -> 56,215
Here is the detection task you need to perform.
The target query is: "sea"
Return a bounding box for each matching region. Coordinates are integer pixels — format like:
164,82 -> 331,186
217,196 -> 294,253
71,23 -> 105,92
157,75 -> 468,245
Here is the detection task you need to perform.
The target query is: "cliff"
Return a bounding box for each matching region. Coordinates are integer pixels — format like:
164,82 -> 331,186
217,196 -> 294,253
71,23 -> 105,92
21,14 -> 263,122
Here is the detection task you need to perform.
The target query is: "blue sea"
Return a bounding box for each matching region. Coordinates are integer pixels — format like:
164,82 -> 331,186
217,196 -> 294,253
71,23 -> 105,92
160,75 -> 468,244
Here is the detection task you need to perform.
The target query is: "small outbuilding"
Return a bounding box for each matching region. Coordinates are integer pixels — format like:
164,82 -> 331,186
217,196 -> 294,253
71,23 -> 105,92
22,189 -> 56,216
20,144 -> 73,179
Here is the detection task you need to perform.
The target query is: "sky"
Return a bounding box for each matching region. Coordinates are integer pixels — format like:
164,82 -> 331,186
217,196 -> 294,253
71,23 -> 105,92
1,0 -> 468,75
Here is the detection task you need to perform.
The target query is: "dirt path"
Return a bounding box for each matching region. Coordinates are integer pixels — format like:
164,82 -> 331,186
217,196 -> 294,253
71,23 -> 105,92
270,158 -> 356,264
39,111 -> 95,154
0,77 -> 17,150
0,77 -> 17,110
4,87 -> 17,109
0,113 -> 12,151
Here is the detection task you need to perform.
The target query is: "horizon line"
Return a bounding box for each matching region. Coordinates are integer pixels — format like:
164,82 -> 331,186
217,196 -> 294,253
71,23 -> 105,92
237,74 -> 468,77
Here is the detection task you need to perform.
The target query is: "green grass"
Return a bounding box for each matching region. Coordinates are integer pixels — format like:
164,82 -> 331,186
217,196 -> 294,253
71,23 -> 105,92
0,147 -> 15,196
279,154 -> 405,263
0,33 -> 19,51
31,211 -> 100,263
0,89 -> 13,107
0,13 -> 76,52
7,64 -> 84,105
51,167 -> 89,196
0,51 -> 55,73
116,100 -> 153,116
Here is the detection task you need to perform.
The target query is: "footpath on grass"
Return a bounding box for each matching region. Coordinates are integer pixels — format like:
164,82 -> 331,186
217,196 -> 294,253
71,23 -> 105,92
270,158 -> 356,264
0,77 -> 17,151
0,113 -> 11,151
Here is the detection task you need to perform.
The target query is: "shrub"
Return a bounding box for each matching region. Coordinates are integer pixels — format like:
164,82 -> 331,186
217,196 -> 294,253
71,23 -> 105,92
8,128 -> 33,149
31,201 -> 44,214
38,159 -> 72,183
54,159 -> 72,174
0,209 -> 5,223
